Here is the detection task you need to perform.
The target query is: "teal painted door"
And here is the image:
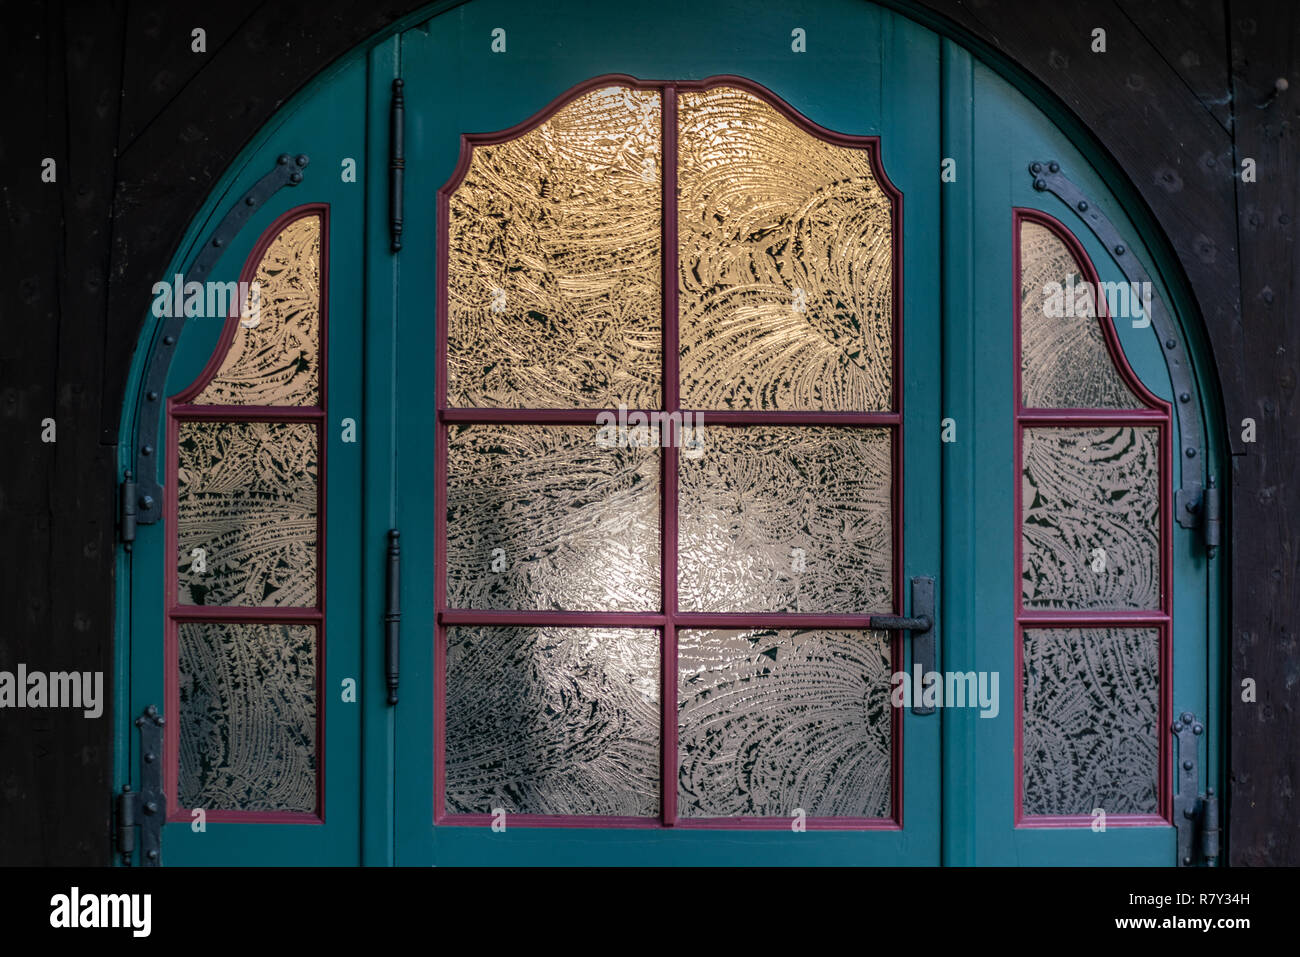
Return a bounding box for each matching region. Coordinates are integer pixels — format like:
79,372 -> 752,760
939,44 -> 1222,865
119,0 -> 1222,867
123,57 -> 372,865
388,0 -> 944,864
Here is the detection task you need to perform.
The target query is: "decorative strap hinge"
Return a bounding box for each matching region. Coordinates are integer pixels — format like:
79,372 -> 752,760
116,705 -> 166,866
1172,710 -> 1220,866
1029,161 -> 1220,555
129,154 -> 309,530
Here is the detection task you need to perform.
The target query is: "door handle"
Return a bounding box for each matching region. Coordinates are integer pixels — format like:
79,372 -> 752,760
869,576 -> 936,715
385,529 -> 401,705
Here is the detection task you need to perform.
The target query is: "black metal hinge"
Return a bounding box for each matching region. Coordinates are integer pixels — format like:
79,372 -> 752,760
1172,710 -> 1220,866
119,471 -> 137,551
117,705 -> 166,866
385,529 -> 401,705
390,78 -> 405,253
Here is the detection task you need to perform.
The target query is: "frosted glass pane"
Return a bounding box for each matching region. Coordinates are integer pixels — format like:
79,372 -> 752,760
446,87 -> 662,408
1023,426 -> 1160,610
445,626 -> 659,816
1020,221 -> 1142,409
446,424 -> 660,611
177,420 -> 317,607
678,425 -> 892,613
678,628 -> 892,818
678,86 -> 893,411
178,621 -> 317,812
195,213 -> 321,406
1022,627 -> 1159,816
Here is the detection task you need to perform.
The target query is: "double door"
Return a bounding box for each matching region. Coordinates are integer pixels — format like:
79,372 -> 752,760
129,0 -> 1212,867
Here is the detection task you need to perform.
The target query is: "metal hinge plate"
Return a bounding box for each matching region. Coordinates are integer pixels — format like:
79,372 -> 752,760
117,706 -> 166,866
1172,710 -> 1220,866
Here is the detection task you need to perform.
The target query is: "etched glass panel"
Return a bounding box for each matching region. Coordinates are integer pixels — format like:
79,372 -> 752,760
678,86 -> 893,411
195,214 -> 321,406
445,626 -> 660,816
177,420 -> 317,607
678,628 -> 892,818
1022,426 -> 1160,610
1022,627 -> 1159,816
178,621 -> 317,812
446,87 -> 662,409
446,424 -> 660,611
678,425 -> 892,613
1020,221 -> 1143,409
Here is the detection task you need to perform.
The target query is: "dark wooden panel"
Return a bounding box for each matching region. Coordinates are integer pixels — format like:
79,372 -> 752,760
0,0 -> 123,865
1227,0 -> 1300,867
1119,0 -> 1233,130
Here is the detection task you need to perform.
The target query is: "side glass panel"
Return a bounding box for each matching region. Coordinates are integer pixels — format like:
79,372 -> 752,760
1014,210 -> 1169,825
170,208 -> 327,818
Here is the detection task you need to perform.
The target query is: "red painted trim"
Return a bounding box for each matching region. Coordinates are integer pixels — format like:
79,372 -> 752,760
434,813 -> 898,830
660,85 -> 680,827
165,204 -> 330,825
171,405 -> 325,422
1011,208 -> 1173,828
438,408 -> 900,425
434,75 -> 905,830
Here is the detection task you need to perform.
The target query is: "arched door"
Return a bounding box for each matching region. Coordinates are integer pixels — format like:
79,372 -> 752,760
117,0 -> 1223,867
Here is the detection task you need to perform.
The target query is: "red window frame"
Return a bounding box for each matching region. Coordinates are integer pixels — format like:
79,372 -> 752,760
432,75 -> 905,830
1011,207 -> 1173,828
165,203 -> 331,824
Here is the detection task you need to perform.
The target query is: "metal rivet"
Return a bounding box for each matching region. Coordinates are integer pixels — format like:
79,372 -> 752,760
212,237 -> 223,247
1181,712 -> 1193,723
1180,392 -> 1190,402
144,752 -> 155,763
144,802 -> 158,815
147,850 -> 158,860
296,154 -> 309,167
1114,244 -> 1125,255
1183,760 -> 1194,770
277,154 -> 290,165
163,335 -> 175,345
1186,448 -> 1197,458
1030,161 -> 1043,174
1165,338 -> 1176,349
289,171 -> 302,184
1048,161 -> 1060,173
1077,200 -> 1088,212
147,391 -> 158,401
139,495 -> 154,510
1193,723 -> 1204,735
245,196 -> 257,206
1033,178 -> 1047,191
141,445 -> 153,456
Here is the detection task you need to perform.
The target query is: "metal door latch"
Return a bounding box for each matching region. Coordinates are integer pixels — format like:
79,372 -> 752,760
870,576 -> 937,715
